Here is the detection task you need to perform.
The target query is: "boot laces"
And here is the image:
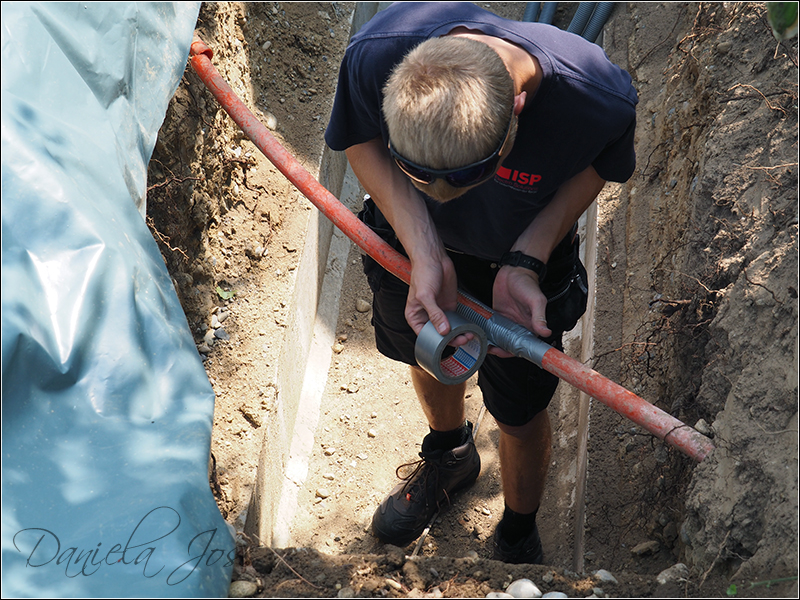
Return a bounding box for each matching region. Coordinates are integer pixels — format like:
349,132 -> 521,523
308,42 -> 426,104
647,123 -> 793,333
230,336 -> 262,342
395,450 -> 450,506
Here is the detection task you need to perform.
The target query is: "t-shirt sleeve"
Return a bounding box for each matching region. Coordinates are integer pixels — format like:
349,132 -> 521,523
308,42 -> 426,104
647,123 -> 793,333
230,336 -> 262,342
592,108 -> 637,183
325,42 -> 387,151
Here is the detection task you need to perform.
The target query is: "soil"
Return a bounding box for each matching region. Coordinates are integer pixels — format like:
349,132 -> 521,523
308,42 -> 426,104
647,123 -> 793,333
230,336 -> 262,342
145,2 -> 798,598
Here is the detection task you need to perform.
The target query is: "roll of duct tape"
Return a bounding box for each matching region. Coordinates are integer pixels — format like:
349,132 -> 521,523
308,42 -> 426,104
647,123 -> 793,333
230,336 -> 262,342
414,311 -> 488,385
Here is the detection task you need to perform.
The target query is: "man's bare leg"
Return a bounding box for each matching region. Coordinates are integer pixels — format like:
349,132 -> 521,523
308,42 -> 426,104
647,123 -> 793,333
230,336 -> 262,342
496,409 -> 552,514
409,365 -> 466,431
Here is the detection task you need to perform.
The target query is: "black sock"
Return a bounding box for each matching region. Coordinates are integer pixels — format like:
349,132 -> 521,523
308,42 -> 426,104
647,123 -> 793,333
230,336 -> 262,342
427,423 -> 469,451
500,505 -> 537,545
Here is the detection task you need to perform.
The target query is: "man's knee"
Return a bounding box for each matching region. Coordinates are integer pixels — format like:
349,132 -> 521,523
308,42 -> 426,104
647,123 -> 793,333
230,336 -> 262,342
496,409 -> 550,441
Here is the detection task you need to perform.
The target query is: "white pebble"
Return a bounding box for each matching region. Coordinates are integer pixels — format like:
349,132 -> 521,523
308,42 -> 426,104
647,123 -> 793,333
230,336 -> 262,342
486,594 -> 515,599
263,111 -> 278,130
229,580 -> 258,598
594,569 -> 618,584
506,578 -> 542,598
656,563 -> 689,585
385,578 -> 402,591
542,594 -> 568,599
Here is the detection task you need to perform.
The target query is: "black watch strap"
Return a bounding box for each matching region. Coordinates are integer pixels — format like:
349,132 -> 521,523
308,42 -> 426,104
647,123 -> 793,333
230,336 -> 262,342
499,251 -> 547,280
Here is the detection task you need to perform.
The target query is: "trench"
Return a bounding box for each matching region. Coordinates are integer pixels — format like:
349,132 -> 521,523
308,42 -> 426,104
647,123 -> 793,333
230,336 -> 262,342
227,2 -> 646,572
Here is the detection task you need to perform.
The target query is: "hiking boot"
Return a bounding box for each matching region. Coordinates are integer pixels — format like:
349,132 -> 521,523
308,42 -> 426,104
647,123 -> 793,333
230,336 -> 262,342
492,519 -> 544,564
372,421 -> 481,546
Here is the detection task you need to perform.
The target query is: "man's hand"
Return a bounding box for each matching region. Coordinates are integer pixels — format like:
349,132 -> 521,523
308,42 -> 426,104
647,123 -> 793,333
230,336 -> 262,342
345,137 -> 474,346
405,251 -> 475,346
490,265 -> 551,357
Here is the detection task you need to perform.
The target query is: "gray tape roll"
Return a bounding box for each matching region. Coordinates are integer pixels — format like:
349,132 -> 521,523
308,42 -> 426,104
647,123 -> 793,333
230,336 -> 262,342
414,311 -> 488,385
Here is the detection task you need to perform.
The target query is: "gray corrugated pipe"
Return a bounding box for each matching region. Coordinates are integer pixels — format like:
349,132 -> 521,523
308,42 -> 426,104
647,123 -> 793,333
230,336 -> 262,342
567,2 -> 597,35
538,2 -> 558,25
522,3 -> 541,23
581,2 -> 615,43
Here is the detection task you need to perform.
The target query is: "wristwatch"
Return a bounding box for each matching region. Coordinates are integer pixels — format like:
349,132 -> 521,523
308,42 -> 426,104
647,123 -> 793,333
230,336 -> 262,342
499,251 -> 547,281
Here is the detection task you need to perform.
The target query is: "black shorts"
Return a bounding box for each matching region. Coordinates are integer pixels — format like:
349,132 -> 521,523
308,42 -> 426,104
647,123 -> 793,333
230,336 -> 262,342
359,199 -> 588,427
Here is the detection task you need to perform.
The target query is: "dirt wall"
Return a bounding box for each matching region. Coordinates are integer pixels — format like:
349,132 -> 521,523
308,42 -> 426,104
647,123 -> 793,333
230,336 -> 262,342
599,1 -> 798,589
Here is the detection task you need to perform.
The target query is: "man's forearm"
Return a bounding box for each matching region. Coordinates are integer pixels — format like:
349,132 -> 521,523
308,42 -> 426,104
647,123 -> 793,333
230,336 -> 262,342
345,137 -> 446,264
511,164 -> 606,264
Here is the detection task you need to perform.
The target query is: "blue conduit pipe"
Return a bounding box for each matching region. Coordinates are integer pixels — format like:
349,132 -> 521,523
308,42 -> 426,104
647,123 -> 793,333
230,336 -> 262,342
523,3 -> 541,23
567,2 -> 598,35
582,1 -> 616,43
539,2 -> 558,24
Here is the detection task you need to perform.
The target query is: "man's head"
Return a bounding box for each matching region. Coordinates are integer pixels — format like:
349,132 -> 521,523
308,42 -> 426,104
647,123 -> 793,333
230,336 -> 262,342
382,36 -> 516,202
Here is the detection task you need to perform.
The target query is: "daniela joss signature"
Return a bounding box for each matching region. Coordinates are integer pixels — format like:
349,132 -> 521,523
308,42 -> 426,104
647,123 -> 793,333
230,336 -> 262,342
11,506 -> 234,585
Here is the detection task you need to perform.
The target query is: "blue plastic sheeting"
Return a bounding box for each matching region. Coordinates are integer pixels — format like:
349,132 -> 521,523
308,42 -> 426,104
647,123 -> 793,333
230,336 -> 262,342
1,3 -> 235,597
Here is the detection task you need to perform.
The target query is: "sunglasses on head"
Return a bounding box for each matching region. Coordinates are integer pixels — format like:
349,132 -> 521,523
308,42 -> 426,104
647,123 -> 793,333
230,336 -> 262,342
388,109 -> 514,188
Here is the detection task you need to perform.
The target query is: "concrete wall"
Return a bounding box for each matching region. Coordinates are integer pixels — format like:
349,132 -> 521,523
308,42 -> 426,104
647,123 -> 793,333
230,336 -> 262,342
244,2 -> 387,547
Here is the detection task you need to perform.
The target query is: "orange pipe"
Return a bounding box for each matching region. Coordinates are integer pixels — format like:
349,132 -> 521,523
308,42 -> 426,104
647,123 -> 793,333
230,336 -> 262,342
541,351 -> 714,462
188,39 -> 714,462
189,38 -> 411,286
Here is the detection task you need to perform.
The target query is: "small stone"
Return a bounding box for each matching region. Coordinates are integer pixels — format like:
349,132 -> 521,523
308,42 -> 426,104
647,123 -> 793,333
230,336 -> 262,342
656,563 -> 689,585
542,594 -> 568,599
337,586 -> 355,598
323,447 -> 336,456
323,473 -> 335,480
355,298 -> 371,313
333,342 -> 345,354
486,593 -> 515,599
631,540 -> 660,556
198,344 -> 212,355
211,314 -> 221,329
217,310 -> 229,323
264,112 -> 278,131
368,429 -> 377,438
694,419 -> 713,436
346,382 -> 359,393
481,507 -> 491,516
506,578 -> 542,598
214,327 -> 230,340
203,330 -> 216,346
594,569 -> 618,585
464,550 -> 479,563
356,452 -> 368,460
592,587 -> 605,597
385,578 -> 402,591
229,580 -> 258,598
541,572 -> 554,584
316,488 -> 331,499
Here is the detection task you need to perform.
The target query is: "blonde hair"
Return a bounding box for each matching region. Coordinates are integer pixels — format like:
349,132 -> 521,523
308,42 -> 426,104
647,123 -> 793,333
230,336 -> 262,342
383,36 -> 516,201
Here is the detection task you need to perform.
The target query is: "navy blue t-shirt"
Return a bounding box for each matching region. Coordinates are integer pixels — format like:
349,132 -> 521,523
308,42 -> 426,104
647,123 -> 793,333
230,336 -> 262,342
326,2 -> 638,261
